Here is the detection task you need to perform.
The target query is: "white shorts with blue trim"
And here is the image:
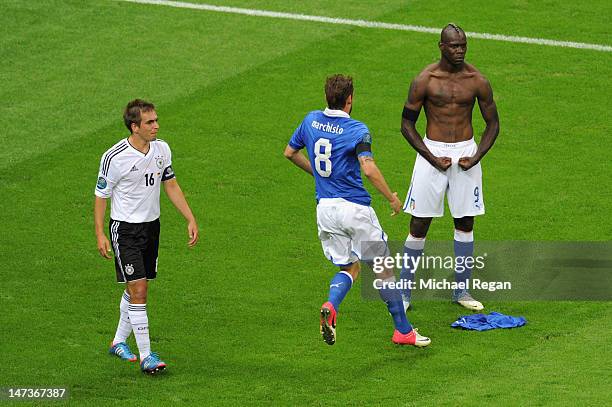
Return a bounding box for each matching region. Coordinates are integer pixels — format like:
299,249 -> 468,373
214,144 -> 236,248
404,137 -> 485,218
316,198 -> 389,266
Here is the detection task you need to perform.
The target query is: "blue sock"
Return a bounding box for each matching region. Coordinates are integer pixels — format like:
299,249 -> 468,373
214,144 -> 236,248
378,276 -> 413,334
400,235 -> 425,304
454,229 -> 474,299
327,271 -> 353,310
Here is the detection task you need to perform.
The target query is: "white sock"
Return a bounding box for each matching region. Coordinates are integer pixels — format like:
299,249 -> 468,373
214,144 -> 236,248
112,291 -> 132,345
402,234 -> 425,311
128,303 -> 151,360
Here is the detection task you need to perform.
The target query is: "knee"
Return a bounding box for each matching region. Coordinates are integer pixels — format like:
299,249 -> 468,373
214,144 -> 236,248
341,262 -> 360,281
454,216 -> 474,232
377,269 -> 394,280
410,216 -> 432,238
127,281 -> 148,303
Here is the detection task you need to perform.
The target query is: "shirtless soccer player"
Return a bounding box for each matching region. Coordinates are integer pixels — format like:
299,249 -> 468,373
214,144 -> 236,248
400,24 -> 500,312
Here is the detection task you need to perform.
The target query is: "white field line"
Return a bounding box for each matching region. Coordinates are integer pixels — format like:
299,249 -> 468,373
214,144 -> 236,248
119,0 -> 612,53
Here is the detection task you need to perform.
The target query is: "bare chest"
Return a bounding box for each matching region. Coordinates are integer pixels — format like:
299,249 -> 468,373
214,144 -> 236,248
426,77 -> 477,107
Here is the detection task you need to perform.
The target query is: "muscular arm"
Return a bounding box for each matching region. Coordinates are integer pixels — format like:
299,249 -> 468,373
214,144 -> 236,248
458,76 -> 500,170
358,155 -> 402,215
473,77 -> 500,163
401,74 -> 451,171
283,145 -> 313,176
94,196 -> 112,259
163,178 -> 199,246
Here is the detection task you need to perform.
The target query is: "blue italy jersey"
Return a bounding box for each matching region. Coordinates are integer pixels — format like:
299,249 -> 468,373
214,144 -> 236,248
289,108 -> 372,206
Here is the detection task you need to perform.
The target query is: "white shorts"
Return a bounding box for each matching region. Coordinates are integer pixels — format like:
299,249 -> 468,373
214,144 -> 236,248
316,198 -> 389,266
403,137 -> 485,218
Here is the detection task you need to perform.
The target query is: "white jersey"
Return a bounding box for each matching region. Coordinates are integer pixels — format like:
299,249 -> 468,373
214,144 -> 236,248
95,138 -> 175,223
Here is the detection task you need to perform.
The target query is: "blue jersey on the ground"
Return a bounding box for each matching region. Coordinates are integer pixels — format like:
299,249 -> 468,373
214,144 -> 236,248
289,108 -> 372,206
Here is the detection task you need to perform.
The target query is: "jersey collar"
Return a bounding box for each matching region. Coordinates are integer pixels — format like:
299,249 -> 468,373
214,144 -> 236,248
323,108 -> 350,118
126,137 -> 151,157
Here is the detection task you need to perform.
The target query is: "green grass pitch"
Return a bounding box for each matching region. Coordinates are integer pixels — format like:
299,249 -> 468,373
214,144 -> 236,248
1,0 -> 611,405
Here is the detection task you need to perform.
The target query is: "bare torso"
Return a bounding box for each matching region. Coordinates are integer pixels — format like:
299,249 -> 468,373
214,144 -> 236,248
401,26 -> 500,177
421,62 -> 483,143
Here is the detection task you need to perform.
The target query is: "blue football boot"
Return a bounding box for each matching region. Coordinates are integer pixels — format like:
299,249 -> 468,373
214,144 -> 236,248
109,342 -> 137,362
140,352 -> 167,374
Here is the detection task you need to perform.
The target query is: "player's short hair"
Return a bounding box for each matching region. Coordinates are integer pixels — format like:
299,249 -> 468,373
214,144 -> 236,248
441,23 -> 465,43
325,75 -> 354,110
123,99 -> 156,132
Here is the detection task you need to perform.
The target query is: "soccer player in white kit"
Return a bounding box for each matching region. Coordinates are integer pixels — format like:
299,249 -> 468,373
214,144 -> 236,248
285,75 -> 431,347
94,99 -> 199,374
400,24 -> 500,312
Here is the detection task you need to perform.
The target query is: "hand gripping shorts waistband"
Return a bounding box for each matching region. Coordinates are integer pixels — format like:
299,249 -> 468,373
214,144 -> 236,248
424,136 -> 476,149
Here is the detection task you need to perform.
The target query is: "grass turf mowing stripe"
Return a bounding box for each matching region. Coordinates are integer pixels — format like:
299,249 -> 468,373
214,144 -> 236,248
119,0 -> 612,52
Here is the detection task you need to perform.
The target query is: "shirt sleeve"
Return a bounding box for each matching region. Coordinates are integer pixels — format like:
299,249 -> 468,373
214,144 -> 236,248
161,143 -> 175,181
94,153 -> 120,198
288,120 -> 306,150
355,126 -> 373,158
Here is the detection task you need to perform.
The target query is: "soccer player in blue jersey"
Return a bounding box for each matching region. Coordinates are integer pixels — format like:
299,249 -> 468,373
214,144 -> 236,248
284,75 -> 430,347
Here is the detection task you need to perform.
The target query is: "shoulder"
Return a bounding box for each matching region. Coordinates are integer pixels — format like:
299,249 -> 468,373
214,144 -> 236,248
152,138 -> 170,147
100,139 -> 129,175
464,63 -> 489,84
102,138 -> 128,157
152,138 -> 172,153
100,139 -> 129,165
306,110 -> 322,121
408,65 -> 437,93
423,63 -> 439,74
415,64 -> 439,82
345,118 -> 370,140
295,111 -> 318,127
464,62 -> 479,73
302,110 -> 326,128
349,118 -> 369,132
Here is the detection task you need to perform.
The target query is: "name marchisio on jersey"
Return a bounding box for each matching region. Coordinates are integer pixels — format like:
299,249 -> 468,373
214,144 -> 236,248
95,138 -> 176,223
